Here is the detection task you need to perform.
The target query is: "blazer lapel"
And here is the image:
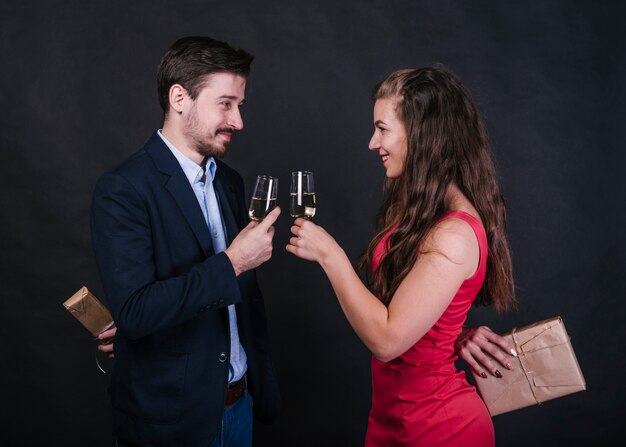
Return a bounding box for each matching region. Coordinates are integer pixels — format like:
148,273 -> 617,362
144,132 -> 213,256
166,170 -> 214,256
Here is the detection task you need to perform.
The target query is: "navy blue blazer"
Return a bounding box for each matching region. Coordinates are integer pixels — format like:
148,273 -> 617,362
91,132 -> 280,446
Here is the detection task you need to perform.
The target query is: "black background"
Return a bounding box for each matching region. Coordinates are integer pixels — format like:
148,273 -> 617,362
1,1 -> 624,445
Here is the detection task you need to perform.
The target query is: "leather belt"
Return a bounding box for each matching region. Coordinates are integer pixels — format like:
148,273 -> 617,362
225,376 -> 246,407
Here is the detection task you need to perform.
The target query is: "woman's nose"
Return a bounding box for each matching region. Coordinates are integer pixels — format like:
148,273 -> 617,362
368,132 -> 379,151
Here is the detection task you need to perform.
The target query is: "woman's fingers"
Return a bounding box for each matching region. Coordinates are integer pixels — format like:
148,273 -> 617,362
458,344 -> 489,378
456,326 -> 517,378
484,330 -> 518,357
478,333 -> 515,370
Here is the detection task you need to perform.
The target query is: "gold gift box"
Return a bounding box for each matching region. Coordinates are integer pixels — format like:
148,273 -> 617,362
63,286 -> 114,337
471,316 -> 586,416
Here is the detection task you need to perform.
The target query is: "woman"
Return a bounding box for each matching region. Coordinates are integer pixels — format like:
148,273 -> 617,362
286,66 -> 515,446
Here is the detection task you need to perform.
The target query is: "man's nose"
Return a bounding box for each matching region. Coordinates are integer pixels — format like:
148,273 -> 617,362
229,108 -> 244,130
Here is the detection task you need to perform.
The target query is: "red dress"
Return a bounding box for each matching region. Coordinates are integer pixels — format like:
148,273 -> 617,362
365,211 -> 494,447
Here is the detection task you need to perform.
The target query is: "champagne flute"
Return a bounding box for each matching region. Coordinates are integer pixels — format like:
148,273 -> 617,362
248,175 -> 278,221
290,171 -> 316,219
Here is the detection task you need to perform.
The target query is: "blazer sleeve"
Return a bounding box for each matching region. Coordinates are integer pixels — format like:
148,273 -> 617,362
90,171 -> 241,340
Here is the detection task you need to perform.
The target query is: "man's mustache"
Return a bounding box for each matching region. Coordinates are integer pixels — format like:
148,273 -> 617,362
216,127 -> 237,135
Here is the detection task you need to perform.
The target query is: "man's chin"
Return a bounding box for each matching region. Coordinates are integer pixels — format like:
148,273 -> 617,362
198,144 -> 229,159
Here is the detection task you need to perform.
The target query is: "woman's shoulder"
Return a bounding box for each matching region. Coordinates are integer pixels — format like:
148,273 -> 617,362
420,213 -> 480,272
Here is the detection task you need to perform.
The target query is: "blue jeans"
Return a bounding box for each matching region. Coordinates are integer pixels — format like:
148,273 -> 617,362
115,392 -> 253,447
209,391 -> 253,447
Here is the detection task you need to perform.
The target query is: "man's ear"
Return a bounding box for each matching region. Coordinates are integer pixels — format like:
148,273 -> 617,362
168,84 -> 187,114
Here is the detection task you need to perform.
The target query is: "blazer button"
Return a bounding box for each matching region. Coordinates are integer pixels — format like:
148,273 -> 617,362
218,352 -> 228,362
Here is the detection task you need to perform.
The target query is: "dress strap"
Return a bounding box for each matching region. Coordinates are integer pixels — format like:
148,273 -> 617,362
439,210 -> 485,241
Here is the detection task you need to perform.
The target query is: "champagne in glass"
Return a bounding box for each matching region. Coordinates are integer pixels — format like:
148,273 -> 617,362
248,175 -> 278,221
290,171 -> 316,219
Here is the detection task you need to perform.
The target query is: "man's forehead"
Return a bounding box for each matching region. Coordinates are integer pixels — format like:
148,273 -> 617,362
199,72 -> 247,96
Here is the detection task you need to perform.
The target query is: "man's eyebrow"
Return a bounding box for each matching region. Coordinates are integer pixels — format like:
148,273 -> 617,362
217,95 -> 246,105
374,120 -> 387,126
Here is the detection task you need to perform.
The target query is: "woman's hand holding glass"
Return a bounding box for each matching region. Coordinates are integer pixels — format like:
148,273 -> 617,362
287,218 -> 341,266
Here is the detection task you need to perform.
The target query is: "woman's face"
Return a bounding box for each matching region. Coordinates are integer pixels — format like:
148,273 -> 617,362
368,97 -> 408,179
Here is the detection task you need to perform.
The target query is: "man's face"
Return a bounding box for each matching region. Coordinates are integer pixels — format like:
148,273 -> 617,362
182,72 -> 247,158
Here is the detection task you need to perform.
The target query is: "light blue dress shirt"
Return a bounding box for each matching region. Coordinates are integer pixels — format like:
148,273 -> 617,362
158,130 -> 247,383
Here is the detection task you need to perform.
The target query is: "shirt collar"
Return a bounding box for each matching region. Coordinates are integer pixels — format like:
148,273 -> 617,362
157,129 -> 217,185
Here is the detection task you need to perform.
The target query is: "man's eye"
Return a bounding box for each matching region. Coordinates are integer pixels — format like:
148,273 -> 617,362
221,102 -> 231,109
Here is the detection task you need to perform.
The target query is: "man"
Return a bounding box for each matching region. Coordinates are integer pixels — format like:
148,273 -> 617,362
91,36 -> 281,447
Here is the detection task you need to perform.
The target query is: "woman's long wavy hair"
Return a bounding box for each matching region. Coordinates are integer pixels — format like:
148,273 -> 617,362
358,66 -> 515,312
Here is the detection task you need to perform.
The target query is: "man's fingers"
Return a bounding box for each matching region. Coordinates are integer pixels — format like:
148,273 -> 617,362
98,327 -> 116,341
99,343 -> 114,353
245,220 -> 259,230
258,206 -> 281,229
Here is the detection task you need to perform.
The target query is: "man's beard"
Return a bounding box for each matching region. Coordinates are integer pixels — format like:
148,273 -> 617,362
192,128 -> 232,159
185,109 -> 234,158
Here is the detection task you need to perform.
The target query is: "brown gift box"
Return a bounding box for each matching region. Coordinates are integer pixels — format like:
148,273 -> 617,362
471,316 -> 586,416
63,286 -> 114,337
